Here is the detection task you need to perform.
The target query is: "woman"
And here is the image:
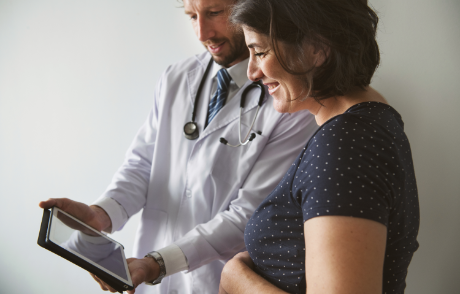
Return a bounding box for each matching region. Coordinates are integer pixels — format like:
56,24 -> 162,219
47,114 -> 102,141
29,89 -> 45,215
219,0 -> 419,293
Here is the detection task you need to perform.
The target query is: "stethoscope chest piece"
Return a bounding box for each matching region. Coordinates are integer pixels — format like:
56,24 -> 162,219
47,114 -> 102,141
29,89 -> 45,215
184,121 -> 199,140
183,58 -> 214,141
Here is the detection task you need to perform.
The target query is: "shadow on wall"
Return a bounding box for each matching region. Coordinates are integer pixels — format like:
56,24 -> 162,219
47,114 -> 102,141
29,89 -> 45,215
372,65 -> 460,294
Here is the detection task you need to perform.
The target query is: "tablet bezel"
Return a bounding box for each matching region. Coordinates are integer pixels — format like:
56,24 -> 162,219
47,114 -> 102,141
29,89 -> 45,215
37,207 -> 134,292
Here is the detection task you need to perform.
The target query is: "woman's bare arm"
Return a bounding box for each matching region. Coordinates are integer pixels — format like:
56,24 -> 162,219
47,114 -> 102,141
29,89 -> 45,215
221,215 -> 386,294
304,215 -> 387,294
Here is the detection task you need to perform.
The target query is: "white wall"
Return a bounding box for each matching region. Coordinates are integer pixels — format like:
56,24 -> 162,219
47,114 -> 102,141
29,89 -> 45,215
0,0 -> 458,293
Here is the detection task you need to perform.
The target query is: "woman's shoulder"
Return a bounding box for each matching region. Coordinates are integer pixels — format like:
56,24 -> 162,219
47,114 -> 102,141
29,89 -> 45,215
300,102 -> 405,176
326,101 -> 401,127
311,102 -> 403,147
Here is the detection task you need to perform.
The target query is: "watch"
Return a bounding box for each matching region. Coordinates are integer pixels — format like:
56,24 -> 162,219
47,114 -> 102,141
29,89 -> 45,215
144,251 -> 166,285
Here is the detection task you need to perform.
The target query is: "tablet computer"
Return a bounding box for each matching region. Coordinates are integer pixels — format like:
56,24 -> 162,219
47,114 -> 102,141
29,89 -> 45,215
37,207 -> 134,293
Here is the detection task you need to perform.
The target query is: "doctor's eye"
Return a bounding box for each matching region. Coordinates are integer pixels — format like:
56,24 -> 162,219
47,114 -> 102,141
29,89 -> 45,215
187,13 -> 197,21
209,10 -> 224,17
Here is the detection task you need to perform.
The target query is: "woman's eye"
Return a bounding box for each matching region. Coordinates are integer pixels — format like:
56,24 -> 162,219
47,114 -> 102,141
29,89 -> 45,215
254,52 -> 266,57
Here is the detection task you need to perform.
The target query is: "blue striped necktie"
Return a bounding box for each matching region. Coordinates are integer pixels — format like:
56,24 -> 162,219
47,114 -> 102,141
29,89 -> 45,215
206,68 -> 232,127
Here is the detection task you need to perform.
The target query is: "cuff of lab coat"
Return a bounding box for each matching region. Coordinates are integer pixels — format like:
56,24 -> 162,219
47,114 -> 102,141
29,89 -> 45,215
92,197 -> 128,234
156,244 -> 189,277
174,234 -> 220,272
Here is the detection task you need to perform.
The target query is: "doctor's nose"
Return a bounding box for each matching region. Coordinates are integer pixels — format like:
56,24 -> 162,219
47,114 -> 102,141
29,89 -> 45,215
195,17 -> 215,42
247,58 -> 264,82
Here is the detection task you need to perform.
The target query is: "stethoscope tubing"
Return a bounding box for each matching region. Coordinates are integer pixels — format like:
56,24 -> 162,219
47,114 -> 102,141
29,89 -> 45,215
184,57 -> 265,147
221,83 -> 264,147
239,106 -> 260,145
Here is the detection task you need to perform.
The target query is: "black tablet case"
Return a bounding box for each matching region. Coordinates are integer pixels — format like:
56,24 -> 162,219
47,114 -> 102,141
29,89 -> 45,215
37,208 -> 134,293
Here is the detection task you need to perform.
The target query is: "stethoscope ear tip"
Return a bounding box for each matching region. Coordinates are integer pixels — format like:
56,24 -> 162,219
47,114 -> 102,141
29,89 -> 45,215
249,133 -> 256,141
219,138 -> 228,145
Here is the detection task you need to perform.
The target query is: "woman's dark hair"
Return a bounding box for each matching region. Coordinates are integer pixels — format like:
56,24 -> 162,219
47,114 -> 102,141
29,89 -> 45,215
230,0 -> 380,101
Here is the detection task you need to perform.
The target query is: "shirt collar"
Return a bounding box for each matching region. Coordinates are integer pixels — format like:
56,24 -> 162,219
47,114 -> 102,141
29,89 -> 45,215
210,58 -> 249,89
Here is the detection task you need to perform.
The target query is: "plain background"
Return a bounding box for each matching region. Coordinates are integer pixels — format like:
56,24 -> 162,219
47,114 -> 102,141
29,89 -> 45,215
0,0 -> 459,293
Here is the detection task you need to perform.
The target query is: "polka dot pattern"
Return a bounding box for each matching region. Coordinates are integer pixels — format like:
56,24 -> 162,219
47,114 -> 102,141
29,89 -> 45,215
244,102 -> 420,294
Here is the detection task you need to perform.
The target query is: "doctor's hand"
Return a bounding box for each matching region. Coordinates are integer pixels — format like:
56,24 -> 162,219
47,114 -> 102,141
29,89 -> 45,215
38,198 -> 112,233
90,257 -> 160,294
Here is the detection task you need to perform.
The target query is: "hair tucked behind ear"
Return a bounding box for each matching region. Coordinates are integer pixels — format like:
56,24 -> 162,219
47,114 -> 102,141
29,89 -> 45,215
231,0 -> 380,101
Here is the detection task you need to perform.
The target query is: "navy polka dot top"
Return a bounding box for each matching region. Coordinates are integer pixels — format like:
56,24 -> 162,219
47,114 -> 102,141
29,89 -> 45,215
245,102 -> 420,294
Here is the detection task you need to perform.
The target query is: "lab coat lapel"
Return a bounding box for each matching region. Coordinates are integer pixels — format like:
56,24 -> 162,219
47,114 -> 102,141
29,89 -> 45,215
186,55 -> 210,108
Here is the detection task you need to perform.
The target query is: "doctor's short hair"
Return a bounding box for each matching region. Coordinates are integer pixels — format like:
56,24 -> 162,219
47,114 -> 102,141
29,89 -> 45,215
230,0 -> 380,101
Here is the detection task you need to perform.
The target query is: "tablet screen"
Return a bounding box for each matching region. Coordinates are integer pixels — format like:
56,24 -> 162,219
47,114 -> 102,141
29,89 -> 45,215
48,208 -> 132,285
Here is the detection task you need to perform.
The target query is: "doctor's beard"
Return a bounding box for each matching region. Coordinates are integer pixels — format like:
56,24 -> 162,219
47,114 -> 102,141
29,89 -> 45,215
203,32 -> 247,68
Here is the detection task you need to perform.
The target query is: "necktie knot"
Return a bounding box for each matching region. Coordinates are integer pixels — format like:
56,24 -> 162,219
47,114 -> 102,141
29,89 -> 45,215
206,68 -> 232,127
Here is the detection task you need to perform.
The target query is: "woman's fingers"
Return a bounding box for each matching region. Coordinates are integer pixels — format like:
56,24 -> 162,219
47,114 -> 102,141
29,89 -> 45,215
233,251 -> 254,269
219,282 -> 229,294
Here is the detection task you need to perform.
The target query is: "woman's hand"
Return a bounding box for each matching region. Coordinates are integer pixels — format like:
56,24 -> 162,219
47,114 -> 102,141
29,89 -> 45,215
219,252 -> 252,294
231,251 -> 255,269
219,252 -> 254,294
218,283 -> 229,294
220,251 -> 287,294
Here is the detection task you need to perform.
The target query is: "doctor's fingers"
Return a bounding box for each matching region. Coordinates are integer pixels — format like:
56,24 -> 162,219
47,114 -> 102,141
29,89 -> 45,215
38,198 -> 89,219
89,273 -> 118,293
39,198 -> 104,229
39,197 -> 77,210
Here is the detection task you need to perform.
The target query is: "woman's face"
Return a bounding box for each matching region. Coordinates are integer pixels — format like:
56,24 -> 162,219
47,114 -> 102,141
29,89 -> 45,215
243,28 -> 316,114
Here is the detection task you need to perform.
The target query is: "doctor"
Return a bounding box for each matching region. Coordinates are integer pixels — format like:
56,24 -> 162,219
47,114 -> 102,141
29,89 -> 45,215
39,0 -> 317,293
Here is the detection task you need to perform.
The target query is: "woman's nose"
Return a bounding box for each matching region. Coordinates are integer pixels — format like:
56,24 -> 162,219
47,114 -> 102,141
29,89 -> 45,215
247,58 -> 264,82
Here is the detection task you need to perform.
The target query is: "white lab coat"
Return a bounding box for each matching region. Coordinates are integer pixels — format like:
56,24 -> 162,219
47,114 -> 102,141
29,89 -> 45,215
98,52 -> 317,294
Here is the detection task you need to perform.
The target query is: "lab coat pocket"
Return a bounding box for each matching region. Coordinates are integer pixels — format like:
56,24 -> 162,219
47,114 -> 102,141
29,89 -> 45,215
132,208 -> 168,257
211,121 -> 269,188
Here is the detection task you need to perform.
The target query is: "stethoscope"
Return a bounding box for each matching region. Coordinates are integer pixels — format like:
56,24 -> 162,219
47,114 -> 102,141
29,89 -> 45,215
183,58 -> 265,147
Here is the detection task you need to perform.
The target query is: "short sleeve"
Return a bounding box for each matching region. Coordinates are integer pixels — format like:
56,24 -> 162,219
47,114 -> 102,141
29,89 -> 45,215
293,114 -> 399,227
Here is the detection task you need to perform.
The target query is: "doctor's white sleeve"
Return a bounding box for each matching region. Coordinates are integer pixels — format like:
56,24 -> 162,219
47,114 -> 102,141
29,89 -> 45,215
91,68 -> 190,275
173,110 -> 318,272
94,198 -> 189,277
92,70 -> 163,230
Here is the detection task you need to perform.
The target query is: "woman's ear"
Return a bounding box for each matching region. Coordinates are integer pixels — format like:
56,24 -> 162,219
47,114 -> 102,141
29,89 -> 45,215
311,45 -> 329,67
303,39 -> 330,68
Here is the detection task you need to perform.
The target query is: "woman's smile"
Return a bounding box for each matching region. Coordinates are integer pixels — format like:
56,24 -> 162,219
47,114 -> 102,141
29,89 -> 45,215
264,82 -> 280,95
244,28 -> 316,113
